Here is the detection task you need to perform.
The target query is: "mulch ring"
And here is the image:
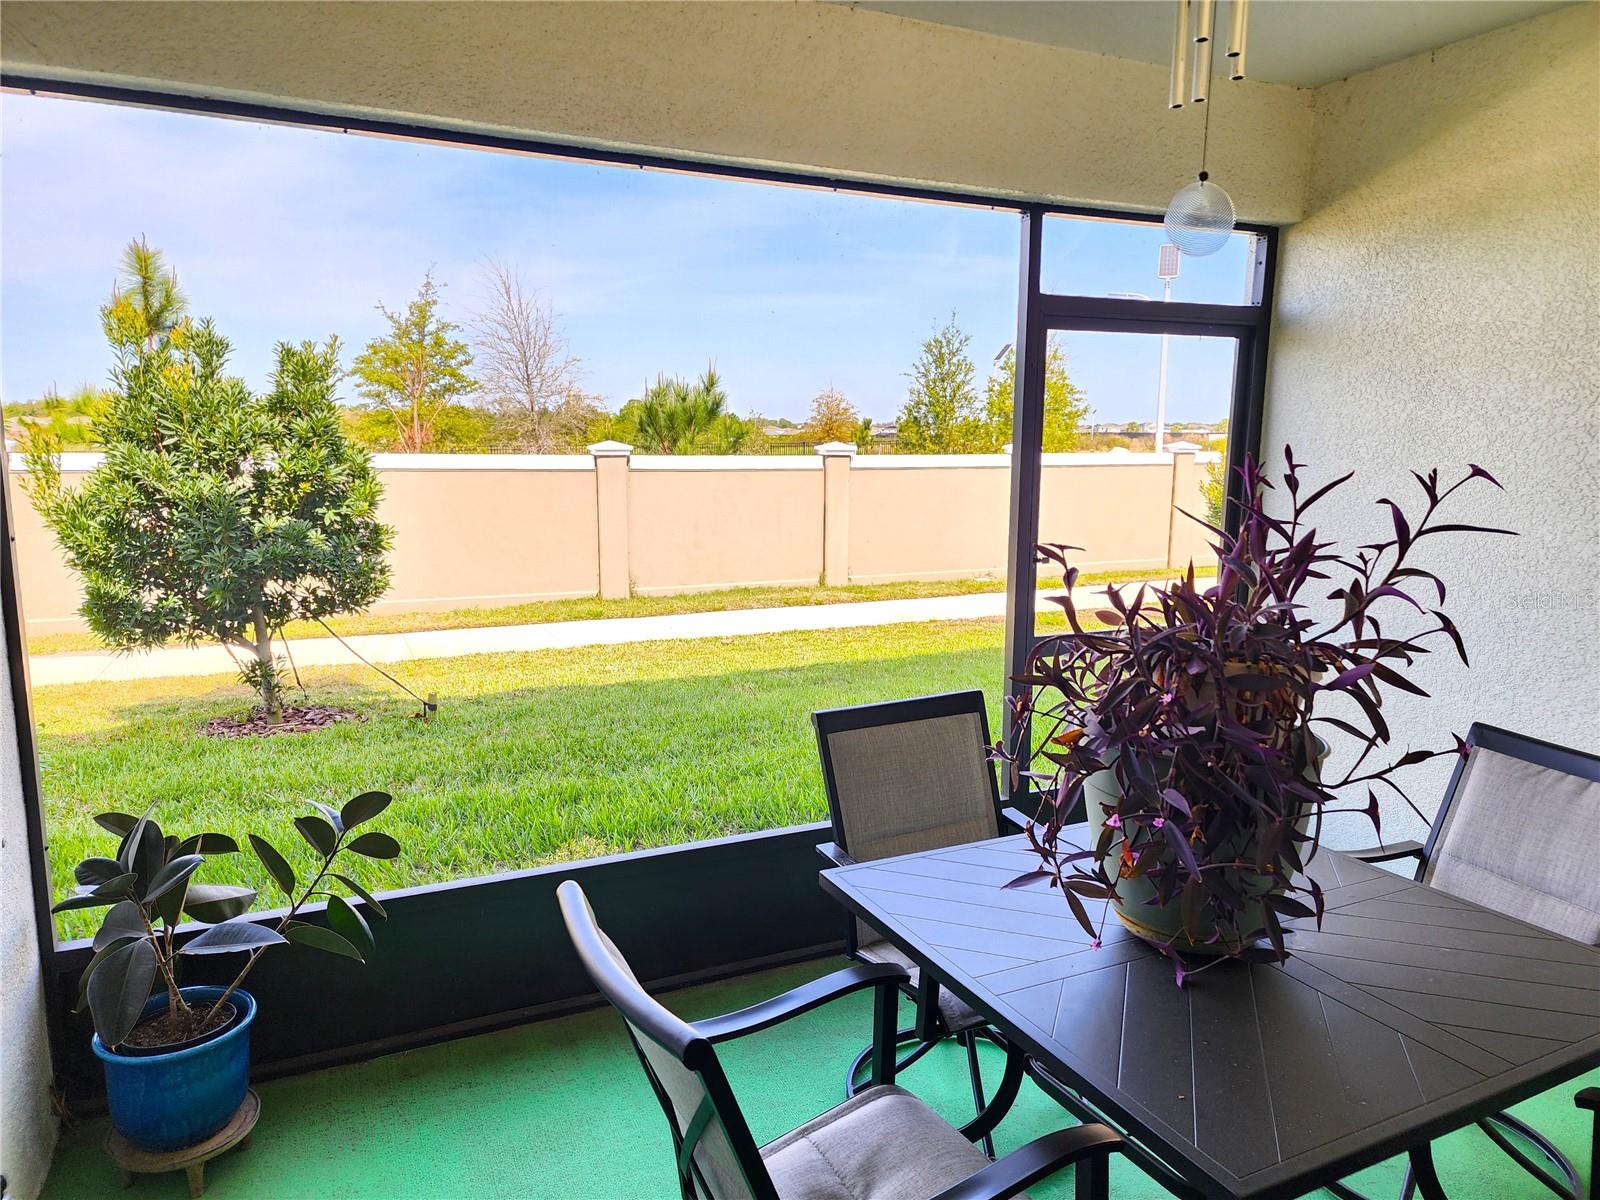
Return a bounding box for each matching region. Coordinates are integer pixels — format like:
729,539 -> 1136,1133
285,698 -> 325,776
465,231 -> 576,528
203,705 -> 363,739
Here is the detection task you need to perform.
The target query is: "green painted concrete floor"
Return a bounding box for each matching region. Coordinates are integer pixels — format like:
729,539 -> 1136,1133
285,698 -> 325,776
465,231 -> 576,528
43,958 -> 1597,1200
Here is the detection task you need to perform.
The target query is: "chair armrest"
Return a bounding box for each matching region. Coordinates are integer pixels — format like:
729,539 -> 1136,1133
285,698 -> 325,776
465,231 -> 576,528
1343,840 -> 1425,865
929,1124 -> 1124,1200
1000,806 -> 1034,833
1577,1086 -> 1600,1112
697,962 -> 908,1045
816,840 -> 856,869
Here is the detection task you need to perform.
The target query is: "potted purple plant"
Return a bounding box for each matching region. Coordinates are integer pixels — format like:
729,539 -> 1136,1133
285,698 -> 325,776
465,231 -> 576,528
1001,448 -> 1512,981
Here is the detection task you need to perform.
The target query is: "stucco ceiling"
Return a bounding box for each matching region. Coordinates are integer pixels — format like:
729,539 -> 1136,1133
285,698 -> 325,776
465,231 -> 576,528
844,0 -> 1579,87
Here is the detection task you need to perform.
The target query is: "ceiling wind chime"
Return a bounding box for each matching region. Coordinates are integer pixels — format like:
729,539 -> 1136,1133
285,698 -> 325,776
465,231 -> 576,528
1163,0 -> 1249,256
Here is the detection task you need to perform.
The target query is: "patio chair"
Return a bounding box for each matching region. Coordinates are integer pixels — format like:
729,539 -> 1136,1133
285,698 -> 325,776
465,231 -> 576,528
557,879 -> 1125,1200
812,691 -> 1029,1156
1577,1088 -> 1598,1200
1337,723 -> 1600,1200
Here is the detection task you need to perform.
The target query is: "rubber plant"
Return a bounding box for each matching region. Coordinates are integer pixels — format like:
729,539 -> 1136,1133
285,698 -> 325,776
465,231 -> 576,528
1000,448 -> 1512,982
55,792 -> 398,1047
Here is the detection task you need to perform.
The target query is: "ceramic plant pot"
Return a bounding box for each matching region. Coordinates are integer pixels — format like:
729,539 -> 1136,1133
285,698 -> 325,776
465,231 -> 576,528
1084,738 -> 1328,955
93,985 -> 256,1151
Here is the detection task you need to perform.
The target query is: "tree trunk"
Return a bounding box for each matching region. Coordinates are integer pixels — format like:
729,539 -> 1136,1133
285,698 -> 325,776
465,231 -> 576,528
252,608 -> 281,723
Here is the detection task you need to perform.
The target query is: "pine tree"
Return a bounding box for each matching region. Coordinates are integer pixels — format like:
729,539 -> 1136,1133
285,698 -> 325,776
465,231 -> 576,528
617,366 -> 761,453
103,236 -> 189,352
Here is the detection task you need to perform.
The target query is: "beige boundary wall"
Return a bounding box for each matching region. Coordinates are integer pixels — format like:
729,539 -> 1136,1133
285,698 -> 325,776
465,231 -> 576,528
8,445 -> 1214,635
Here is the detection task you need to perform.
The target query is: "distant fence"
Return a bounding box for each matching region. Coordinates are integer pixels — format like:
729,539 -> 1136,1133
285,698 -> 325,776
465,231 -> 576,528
7,444 -> 1216,635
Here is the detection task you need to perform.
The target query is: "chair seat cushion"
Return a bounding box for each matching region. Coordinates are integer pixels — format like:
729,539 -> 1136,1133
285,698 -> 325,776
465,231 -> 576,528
857,941 -> 987,1033
762,1084 -> 1016,1200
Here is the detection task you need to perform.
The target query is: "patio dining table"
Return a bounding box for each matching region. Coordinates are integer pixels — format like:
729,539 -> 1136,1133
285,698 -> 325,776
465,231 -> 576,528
818,827 -> 1600,1200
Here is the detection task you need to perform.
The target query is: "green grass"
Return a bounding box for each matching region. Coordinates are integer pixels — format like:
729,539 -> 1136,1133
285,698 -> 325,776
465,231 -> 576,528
39,956 -> 1599,1199
37,617 -> 1031,939
25,565 -> 1209,655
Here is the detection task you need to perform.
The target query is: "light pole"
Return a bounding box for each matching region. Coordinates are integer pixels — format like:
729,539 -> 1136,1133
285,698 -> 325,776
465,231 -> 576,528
1109,289 -> 1169,452
1155,244 -> 1180,453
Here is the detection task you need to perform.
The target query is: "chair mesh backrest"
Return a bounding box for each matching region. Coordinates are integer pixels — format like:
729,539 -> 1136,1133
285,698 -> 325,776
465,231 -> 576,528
1425,745 -> 1600,945
824,709 -> 1000,862
585,913 -> 764,1200
820,704 -> 999,946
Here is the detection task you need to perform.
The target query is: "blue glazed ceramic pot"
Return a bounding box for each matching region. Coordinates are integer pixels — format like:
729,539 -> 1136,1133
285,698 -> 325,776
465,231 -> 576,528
93,986 -> 255,1151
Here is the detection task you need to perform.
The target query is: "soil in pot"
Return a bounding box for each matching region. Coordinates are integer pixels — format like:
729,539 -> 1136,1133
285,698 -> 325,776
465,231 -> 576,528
118,1001 -> 240,1057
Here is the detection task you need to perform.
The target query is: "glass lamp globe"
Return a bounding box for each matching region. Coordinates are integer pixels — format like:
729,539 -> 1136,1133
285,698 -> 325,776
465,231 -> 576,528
1163,172 -> 1236,257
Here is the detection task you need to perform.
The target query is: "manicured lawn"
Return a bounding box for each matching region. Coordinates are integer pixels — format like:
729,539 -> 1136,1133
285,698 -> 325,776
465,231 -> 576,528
25,565 -> 1206,655
37,617 -> 1043,939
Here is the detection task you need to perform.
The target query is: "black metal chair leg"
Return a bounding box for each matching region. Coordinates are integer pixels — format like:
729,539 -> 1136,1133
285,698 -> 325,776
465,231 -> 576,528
958,1042 -> 1026,1147
1074,1146 -> 1111,1200
1025,1059 -> 1202,1199
960,1036 -> 985,1158
1579,1087 -> 1599,1200
1408,1143 -> 1447,1200
845,1026 -> 938,1098
1476,1112 -> 1582,1200
1329,1104 -> 1584,1200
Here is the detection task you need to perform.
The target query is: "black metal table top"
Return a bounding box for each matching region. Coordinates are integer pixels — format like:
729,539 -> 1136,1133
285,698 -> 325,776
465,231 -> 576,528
819,829 -> 1600,1200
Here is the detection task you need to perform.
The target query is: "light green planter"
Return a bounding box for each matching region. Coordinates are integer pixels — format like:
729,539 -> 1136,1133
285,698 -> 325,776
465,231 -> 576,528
1083,738 -> 1328,955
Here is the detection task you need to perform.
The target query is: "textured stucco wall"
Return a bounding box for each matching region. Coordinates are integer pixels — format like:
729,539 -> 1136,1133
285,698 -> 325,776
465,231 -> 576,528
1265,4 -> 1600,842
0,616 -> 57,1199
0,1 -> 1315,222
10,453 -> 1206,629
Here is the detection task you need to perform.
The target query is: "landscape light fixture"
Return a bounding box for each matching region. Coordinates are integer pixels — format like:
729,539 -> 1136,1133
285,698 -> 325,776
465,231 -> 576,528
1157,243 -> 1182,282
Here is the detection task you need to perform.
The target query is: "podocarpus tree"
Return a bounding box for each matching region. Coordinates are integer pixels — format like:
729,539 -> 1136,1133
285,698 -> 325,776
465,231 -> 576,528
24,268 -> 392,722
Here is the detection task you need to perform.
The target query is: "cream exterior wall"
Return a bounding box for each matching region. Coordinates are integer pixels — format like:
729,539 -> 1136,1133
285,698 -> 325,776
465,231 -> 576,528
373,461 -> 600,611
626,463 -> 825,595
1039,459 -> 1200,572
5,473 -> 80,634
10,453 -> 1209,632
848,460 -> 1011,582
0,1 -> 1315,223
6,460 -> 604,631
0,614 -> 57,1200
1263,4 -> 1600,842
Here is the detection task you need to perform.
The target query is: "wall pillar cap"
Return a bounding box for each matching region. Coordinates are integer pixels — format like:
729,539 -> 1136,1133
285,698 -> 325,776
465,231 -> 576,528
1166,440 -> 1202,453
587,440 -> 633,458
1002,443 -> 1013,455
814,442 -> 857,457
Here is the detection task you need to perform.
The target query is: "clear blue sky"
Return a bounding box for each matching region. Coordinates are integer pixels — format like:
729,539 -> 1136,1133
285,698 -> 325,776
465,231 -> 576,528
2,93 -> 1250,426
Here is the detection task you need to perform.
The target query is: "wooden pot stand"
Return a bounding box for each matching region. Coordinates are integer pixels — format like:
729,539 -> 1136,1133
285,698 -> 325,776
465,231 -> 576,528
105,1090 -> 259,1198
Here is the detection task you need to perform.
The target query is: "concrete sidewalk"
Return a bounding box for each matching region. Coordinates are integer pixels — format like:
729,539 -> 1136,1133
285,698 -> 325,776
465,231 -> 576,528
25,581 -> 1156,688
27,591 -> 1016,686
